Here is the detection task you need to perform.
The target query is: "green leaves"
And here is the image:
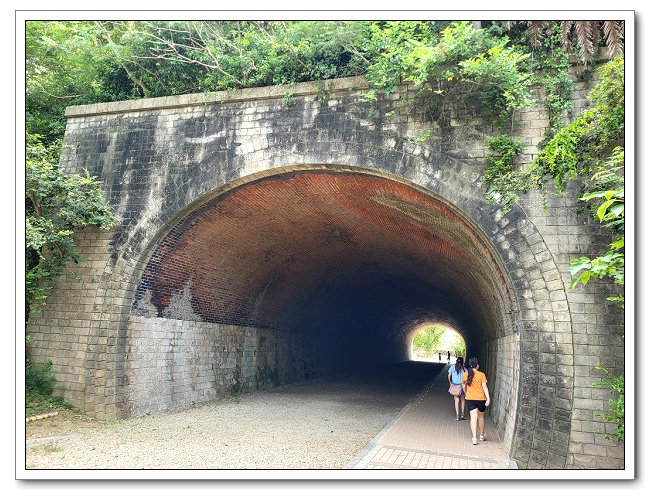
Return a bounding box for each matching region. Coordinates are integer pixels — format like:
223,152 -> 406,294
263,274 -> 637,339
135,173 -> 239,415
592,366 -> 625,442
27,21 -> 379,141
482,135 -> 533,212
479,53 -> 625,308
409,129 -> 433,144
569,256 -> 592,276
26,134 -> 116,314
482,51 -> 624,220
366,21 -> 534,128
532,57 -> 624,195
597,198 -> 616,221
567,144 -> 624,305
412,326 -> 446,357
569,240 -> 624,297
581,186 -> 624,224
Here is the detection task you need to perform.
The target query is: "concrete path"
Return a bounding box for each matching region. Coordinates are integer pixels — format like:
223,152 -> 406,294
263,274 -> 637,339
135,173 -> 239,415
346,363 -> 518,469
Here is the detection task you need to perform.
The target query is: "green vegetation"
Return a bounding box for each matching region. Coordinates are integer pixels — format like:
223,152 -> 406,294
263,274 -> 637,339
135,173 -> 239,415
546,59 -> 625,311
411,326 -> 445,358
411,326 -> 465,360
26,359 -> 56,395
533,57 -> 624,195
445,331 -> 467,359
26,134 -> 116,317
528,56 -> 624,440
592,366 -> 625,442
26,21 -> 377,143
26,392 -> 75,418
482,134 -> 528,209
482,57 -> 625,313
560,61 -> 625,439
483,56 -> 624,211
364,21 -> 535,130
25,127 -> 115,414
568,148 -> 624,307
26,359 -> 75,417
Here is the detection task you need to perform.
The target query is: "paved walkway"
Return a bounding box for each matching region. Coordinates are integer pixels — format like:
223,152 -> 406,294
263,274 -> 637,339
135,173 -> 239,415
346,363 -> 518,469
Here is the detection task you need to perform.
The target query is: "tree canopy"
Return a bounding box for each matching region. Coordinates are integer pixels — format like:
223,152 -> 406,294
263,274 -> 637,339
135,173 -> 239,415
27,20 -> 623,143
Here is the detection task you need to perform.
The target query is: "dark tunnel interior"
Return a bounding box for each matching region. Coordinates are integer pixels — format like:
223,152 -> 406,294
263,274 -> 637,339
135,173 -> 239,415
132,168 -> 513,375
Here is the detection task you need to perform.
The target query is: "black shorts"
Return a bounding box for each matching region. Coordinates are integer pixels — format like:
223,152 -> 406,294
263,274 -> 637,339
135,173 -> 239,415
466,400 -> 486,413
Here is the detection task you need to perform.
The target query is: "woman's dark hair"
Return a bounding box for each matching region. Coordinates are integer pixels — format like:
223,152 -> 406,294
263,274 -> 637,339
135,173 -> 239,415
466,357 -> 479,386
455,357 -> 464,374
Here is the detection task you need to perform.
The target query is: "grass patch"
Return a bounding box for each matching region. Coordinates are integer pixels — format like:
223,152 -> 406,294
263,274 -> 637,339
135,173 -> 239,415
26,391 -> 76,417
30,443 -> 63,454
25,358 -> 76,417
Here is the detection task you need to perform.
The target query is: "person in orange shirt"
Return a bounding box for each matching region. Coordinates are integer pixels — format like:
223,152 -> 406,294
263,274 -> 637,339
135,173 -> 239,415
461,357 -> 491,445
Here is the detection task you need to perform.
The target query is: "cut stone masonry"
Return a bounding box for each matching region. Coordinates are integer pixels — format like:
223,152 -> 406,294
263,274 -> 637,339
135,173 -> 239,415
27,73 -> 624,470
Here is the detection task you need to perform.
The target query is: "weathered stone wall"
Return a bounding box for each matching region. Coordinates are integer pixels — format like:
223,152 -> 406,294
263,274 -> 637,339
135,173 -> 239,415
124,316 -> 324,417
521,185 -> 625,469
25,73 -> 624,469
490,331 -> 520,459
27,226 -> 115,416
503,68 -> 625,469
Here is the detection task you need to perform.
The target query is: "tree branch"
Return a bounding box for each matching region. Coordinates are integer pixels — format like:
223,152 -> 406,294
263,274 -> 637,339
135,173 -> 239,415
27,190 -> 42,218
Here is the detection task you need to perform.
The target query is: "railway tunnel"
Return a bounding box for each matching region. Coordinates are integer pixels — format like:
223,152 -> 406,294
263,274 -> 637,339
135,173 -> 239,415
125,166 -> 516,421
23,70 -> 626,468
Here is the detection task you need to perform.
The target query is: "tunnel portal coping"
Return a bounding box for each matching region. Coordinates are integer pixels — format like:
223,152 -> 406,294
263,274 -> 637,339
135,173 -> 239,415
65,76 -> 372,118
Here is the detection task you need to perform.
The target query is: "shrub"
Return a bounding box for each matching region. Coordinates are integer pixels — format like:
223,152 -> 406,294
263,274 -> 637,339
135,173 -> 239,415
26,359 -> 56,396
592,365 -> 624,442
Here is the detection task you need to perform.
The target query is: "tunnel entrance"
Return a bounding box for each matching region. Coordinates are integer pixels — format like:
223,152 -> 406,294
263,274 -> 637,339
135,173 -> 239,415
410,324 -> 466,363
125,165 -> 518,444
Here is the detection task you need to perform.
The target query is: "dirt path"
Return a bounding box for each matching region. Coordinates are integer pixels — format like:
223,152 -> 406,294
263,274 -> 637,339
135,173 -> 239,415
26,365 -> 438,470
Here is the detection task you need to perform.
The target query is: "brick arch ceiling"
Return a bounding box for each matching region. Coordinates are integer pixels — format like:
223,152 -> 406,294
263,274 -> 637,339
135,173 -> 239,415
133,169 -> 510,355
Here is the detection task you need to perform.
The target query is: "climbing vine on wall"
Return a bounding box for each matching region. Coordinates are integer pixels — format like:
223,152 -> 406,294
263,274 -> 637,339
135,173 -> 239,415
529,24 -> 577,147
548,53 -> 625,447
592,366 -> 625,442
26,134 -> 117,318
482,56 -> 624,210
568,147 -> 624,307
364,21 -> 535,129
482,135 -> 528,209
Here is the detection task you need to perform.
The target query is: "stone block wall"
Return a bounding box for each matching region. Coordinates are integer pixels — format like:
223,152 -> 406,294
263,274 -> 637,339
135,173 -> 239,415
516,186 -> 624,469
505,65 -> 625,469
123,316 -> 324,417
27,226 -> 114,414
25,70 -> 625,470
490,332 -> 520,453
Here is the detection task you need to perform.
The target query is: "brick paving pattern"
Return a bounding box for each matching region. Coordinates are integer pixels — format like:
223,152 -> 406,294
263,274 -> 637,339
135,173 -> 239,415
347,364 -> 517,469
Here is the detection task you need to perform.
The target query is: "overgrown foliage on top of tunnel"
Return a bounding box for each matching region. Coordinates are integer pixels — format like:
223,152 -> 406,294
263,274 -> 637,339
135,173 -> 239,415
27,20 -> 623,144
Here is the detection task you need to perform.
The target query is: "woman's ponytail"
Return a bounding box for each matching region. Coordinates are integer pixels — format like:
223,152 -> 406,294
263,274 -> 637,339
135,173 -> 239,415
455,357 -> 464,375
467,357 -> 479,386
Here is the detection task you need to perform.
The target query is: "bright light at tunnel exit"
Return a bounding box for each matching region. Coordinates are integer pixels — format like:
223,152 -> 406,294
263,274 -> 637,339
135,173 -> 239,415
409,325 -> 466,363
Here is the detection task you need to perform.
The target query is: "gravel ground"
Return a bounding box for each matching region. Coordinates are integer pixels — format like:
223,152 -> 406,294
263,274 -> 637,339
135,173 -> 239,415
26,367 -> 433,470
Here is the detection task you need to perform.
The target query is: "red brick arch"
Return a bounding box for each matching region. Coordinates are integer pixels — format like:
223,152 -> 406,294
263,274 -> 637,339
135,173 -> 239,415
132,166 -> 513,368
